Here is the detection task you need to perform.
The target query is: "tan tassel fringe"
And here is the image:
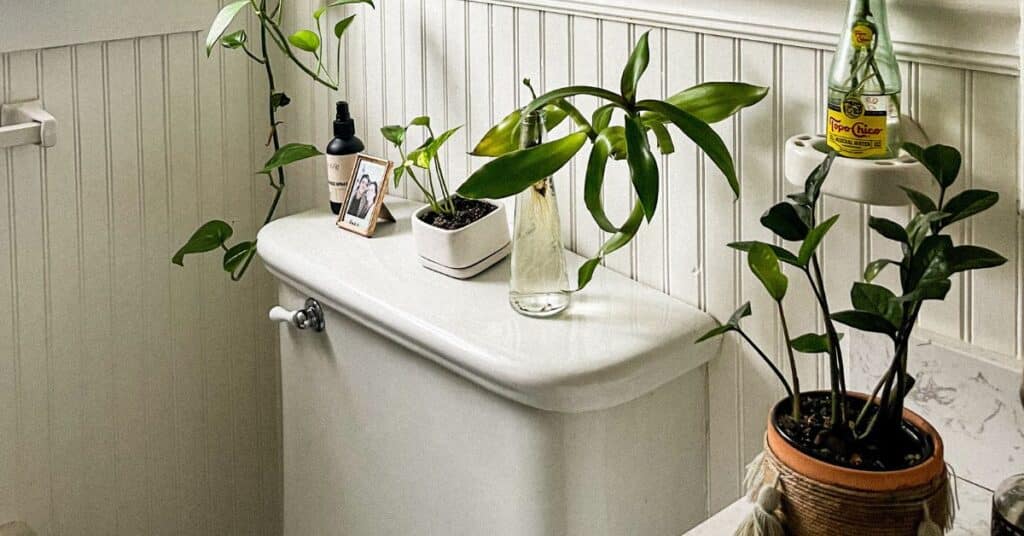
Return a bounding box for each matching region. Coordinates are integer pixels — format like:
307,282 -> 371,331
734,473 -> 785,536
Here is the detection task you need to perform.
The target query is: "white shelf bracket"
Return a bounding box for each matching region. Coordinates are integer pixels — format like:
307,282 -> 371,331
0,99 -> 57,149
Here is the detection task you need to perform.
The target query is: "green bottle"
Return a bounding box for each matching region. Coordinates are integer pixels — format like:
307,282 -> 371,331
826,0 -> 902,159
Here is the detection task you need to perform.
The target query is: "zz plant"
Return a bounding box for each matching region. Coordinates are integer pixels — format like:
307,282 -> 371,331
173,0 -> 373,280
457,32 -> 768,289
699,143 -> 1006,459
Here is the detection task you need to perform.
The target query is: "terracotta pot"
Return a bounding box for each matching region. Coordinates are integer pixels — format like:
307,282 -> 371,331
763,392 -> 950,535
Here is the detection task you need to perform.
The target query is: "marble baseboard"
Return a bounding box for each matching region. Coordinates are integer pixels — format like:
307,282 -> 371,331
848,330 -> 1024,490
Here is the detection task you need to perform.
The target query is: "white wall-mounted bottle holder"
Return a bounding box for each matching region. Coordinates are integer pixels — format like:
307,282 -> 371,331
0,99 -> 57,149
785,115 -> 936,206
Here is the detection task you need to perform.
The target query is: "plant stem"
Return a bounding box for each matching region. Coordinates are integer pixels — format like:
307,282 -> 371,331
777,301 -> 802,420
811,256 -> 848,426
263,17 -> 339,90
737,329 -> 794,401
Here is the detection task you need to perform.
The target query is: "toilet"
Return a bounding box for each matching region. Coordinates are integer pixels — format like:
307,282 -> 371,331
257,199 -> 722,536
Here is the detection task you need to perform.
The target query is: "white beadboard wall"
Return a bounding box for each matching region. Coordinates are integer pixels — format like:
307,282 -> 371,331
330,0 -> 1024,512
0,1 -> 330,531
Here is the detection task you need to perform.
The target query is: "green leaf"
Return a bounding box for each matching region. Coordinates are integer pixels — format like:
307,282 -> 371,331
425,125 -> 462,159
728,241 -> 800,268
584,131 -> 619,233
897,278 -> 952,303
260,143 -> 323,174
470,109 -> 521,157
831,310 -> 897,337
270,92 -> 291,110
747,242 -> 788,301
205,1 -> 249,56
173,220 -> 233,266
636,99 -> 738,197
313,6 -> 327,20
804,151 -> 837,205
761,202 -> 811,241
790,333 -> 835,354
620,31 -> 651,103
696,302 -> 752,343
903,142 -> 962,189
798,214 -> 839,266
392,164 -> 406,187
592,104 -> 615,133
646,120 -> 675,155
524,86 -> 630,114
289,30 -> 321,52
624,115 -> 660,221
221,29 -> 247,49
851,282 -> 902,327
542,103 -> 570,131
940,189 -> 998,227
906,211 -> 949,251
577,202 -> 645,289
899,186 -> 937,214
223,241 -> 255,273
409,115 -> 431,127
458,130 -> 589,199
863,258 -> 900,282
381,125 -> 406,146
947,245 -> 1007,273
661,82 -> 769,124
908,235 -> 953,289
868,216 -> 909,244
325,0 -> 375,7
334,14 -> 357,38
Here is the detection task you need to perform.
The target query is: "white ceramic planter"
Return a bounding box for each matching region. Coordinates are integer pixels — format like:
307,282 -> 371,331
410,199 -> 511,279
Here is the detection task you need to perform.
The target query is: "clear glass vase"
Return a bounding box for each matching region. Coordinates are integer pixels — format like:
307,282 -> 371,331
508,111 -> 570,317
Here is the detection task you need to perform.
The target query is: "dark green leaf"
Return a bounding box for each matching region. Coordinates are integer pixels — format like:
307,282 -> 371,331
334,14 -> 357,38
696,324 -> 734,343
863,258 -> 900,282
620,31 -> 651,103
947,245 -> 1007,273
270,92 -> 291,110
592,104 -> 615,133
661,82 -> 769,124
381,125 -> 406,146
790,333 -> 834,354
458,130 -> 589,199
903,142 -> 962,189
392,165 -> 406,187
850,282 -> 902,327
898,278 -> 952,303
747,242 -> 788,301
223,241 -> 255,273
899,186 -> 937,214
908,235 -> 953,288
798,214 -> 839,266
625,115 -> 660,221
646,121 -> 675,155
940,189 -> 998,227
173,220 -> 233,266
761,202 -> 811,241
584,131 -> 619,233
831,310 -> 897,337
695,302 -> 751,344
525,86 -> 629,114
728,241 -> 800,268
288,30 -> 321,53
409,115 -> 431,127
260,143 -> 323,174
205,1 -> 249,56
906,211 -> 949,250
577,202 -> 645,289
325,0 -> 375,7
868,216 -> 909,244
220,29 -> 247,49
804,151 -> 837,205
637,99 -> 739,197
727,301 -> 753,326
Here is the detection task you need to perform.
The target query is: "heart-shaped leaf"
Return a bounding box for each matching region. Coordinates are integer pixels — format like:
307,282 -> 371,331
205,1 -> 249,56
747,242 -> 788,301
260,143 -> 323,174
173,220 -> 233,266
223,241 -> 256,273
334,15 -> 357,38
288,29 -> 321,53
270,92 -> 291,110
381,125 -> 406,147
458,130 -> 589,199
221,29 -> 247,49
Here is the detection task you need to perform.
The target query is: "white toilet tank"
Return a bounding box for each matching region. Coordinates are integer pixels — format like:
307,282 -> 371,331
257,199 -> 722,536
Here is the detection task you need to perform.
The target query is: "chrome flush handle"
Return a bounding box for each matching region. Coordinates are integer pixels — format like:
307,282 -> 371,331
269,298 -> 325,332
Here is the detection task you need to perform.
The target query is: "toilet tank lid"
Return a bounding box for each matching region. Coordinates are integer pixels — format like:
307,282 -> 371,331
257,198 -> 722,413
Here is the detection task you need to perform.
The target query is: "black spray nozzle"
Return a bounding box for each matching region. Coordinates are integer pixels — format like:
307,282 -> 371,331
334,100 -> 355,138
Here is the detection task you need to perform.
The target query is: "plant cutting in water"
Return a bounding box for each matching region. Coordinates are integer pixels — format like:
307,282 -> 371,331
381,116 -> 494,229
172,0 -> 373,279
698,144 -> 1006,470
457,31 -> 768,290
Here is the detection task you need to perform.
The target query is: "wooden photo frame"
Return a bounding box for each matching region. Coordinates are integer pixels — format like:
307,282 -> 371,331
336,154 -> 394,237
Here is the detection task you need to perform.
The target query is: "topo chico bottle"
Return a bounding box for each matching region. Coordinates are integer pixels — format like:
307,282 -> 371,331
827,0 -> 902,159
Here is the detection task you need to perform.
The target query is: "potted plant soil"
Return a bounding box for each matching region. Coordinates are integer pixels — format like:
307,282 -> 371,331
698,145 -> 1007,535
382,116 -> 510,279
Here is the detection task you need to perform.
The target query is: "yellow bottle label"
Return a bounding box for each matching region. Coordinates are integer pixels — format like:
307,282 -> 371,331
827,95 -> 888,158
851,21 -> 874,49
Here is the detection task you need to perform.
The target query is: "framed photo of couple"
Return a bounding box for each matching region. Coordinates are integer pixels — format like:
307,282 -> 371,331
337,154 -> 394,237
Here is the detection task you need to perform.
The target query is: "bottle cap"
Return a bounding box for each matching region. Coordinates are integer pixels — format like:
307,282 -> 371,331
334,101 -> 356,139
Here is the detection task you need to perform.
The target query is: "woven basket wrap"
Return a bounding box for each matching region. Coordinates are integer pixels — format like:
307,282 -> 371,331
761,445 -> 951,536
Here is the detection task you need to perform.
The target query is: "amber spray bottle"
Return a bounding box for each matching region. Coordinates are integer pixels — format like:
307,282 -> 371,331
326,101 -> 365,214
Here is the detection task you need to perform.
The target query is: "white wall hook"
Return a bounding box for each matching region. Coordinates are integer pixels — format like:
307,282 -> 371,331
0,99 -> 57,149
